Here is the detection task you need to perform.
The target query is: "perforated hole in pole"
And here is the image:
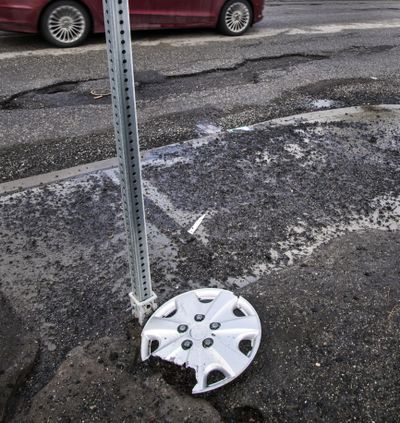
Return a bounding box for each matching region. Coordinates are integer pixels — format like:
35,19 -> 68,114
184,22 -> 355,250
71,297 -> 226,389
105,0 -> 151,301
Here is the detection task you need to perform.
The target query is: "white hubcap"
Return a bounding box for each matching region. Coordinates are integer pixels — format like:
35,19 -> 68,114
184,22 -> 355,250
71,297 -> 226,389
141,288 -> 262,393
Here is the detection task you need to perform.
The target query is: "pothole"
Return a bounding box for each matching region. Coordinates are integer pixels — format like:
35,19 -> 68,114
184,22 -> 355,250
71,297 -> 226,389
137,54 -> 328,101
0,53 -> 328,111
1,81 -> 110,110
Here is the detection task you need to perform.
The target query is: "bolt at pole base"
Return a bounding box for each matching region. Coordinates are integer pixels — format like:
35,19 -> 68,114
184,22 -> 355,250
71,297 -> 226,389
129,292 -> 157,325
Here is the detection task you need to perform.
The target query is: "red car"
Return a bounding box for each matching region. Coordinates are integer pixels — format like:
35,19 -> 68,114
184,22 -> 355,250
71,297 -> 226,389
0,0 -> 264,47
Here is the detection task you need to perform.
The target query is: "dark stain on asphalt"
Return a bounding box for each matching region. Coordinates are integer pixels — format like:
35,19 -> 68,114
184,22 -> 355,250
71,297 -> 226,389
0,78 -> 108,110
1,110 -> 399,421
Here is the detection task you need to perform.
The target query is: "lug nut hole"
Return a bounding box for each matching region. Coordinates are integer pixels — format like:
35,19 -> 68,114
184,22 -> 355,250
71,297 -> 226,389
177,324 -> 188,333
203,338 -> 214,348
181,339 -> 193,350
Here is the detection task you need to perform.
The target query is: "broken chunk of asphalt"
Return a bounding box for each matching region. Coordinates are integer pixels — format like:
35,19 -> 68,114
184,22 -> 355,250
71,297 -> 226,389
0,293 -> 38,423
25,337 -> 222,423
8,230 -> 400,422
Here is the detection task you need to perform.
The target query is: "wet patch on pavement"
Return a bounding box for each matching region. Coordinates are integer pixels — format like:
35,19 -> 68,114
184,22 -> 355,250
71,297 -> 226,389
0,106 -> 399,419
208,229 -> 400,422
141,107 -> 400,289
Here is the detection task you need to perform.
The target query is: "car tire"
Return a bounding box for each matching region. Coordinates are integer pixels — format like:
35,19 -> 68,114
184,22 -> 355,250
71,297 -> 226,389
40,0 -> 91,48
219,0 -> 253,36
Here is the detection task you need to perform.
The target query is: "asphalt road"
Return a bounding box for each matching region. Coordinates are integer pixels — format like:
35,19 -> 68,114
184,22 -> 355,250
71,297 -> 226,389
0,0 -> 400,182
1,105 -> 399,421
1,2 -> 400,420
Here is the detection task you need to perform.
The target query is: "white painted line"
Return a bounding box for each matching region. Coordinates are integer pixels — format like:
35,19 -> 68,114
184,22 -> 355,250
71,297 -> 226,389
0,44 -> 106,60
1,20 -> 400,59
142,180 -> 194,227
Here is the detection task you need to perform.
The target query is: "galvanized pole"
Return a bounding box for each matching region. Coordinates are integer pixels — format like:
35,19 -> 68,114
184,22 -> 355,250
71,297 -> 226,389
102,0 -> 157,324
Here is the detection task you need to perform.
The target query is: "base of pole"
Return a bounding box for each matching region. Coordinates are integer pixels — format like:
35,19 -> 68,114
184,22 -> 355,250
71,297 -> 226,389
129,292 -> 158,325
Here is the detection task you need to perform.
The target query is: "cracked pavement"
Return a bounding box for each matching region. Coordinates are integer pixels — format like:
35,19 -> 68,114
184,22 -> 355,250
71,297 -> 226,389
1,105 -> 400,421
1,0 -> 400,181
1,1 -> 400,422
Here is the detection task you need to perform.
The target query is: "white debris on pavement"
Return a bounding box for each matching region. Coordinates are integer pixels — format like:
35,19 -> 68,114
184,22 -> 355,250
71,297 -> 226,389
188,213 -> 208,235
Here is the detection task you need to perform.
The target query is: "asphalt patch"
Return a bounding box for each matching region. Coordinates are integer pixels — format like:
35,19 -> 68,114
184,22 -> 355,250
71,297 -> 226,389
0,107 -> 399,420
206,230 -> 400,422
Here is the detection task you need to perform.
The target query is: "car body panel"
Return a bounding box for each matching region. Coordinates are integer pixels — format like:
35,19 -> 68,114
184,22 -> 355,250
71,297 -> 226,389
0,0 -> 44,33
129,0 -> 215,28
0,0 -> 264,34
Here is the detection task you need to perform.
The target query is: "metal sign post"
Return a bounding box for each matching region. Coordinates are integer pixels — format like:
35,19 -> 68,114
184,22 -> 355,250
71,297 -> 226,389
102,0 -> 262,394
102,0 -> 157,324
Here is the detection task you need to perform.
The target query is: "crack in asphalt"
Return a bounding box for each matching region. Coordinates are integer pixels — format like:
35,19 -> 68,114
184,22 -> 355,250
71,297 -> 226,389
342,44 -> 396,55
2,43 -> 396,111
0,53 -> 328,110
163,53 -> 329,79
356,7 -> 400,11
1,76 -> 399,183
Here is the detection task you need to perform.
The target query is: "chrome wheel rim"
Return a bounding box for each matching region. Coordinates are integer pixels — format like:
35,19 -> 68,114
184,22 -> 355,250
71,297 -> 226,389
48,5 -> 86,44
225,2 -> 250,33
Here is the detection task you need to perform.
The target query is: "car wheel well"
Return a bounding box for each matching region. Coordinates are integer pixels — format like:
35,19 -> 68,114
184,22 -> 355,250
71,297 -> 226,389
38,0 -> 93,33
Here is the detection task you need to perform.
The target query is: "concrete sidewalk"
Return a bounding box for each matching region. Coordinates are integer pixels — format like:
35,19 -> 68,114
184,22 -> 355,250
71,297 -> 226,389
1,105 -> 399,421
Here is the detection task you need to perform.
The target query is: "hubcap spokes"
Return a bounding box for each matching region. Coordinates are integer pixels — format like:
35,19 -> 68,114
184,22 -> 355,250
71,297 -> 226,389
225,2 -> 250,33
49,6 -> 85,44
